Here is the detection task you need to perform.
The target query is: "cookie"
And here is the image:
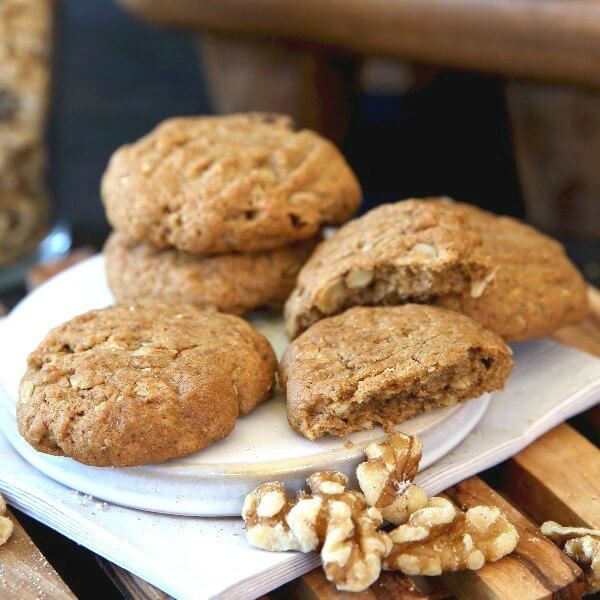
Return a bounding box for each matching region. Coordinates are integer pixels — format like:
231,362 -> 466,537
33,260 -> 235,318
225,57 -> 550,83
280,305 -> 513,440
17,302 -> 277,466
285,198 -> 494,338
101,113 -> 361,255
436,203 -> 589,341
104,232 -> 318,315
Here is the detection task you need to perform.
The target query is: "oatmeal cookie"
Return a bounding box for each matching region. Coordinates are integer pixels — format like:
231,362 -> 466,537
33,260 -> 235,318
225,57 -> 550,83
101,113 -> 361,254
280,305 -> 513,440
437,203 -> 588,341
104,232 -> 318,315
285,199 -> 493,338
17,302 -> 277,466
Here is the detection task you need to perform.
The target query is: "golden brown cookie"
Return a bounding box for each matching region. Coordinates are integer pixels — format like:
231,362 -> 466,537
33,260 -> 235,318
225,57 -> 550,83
104,232 -> 317,315
101,113 -> 361,255
280,305 -> 513,440
436,203 -> 588,341
17,302 -> 277,466
284,199 -> 494,338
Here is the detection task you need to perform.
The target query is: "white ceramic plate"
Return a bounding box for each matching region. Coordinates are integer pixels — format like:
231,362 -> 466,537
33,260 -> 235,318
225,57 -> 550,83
0,256 -> 490,516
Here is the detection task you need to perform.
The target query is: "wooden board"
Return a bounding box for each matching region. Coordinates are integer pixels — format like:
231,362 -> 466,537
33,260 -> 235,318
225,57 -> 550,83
505,424 -> 600,530
0,509 -> 75,600
118,0 -> 600,87
285,569 -> 431,600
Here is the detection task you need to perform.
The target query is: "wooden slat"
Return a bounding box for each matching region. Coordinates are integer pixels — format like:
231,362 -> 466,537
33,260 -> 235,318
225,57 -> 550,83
118,0 -> 600,88
505,424 -> 600,530
0,510 -> 75,600
442,477 -> 584,600
284,568 -> 433,600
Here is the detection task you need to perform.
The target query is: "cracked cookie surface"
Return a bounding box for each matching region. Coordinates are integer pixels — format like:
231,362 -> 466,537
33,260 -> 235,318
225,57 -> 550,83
280,305 -> 513,440
436,203 -> 588,341
16,302 -> 277,466
104,232 -> 318,315
284,198 -> 493,338
101,113 -> 361,255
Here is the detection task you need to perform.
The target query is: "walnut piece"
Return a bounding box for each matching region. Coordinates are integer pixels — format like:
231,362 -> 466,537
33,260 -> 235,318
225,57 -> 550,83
243,471 -> 392,592
541,521 -> 600,593
315,278 -> 346,313
384,497 -> 519,575
0,494 -> 14,547
242,481 -> 301,551
356,432 -> 427,524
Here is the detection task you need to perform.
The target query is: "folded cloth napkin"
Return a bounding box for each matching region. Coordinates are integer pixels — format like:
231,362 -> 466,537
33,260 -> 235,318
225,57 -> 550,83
0,334 -> 599,599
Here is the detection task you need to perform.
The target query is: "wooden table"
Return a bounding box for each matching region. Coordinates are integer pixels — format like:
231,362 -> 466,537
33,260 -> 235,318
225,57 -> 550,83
1,283 -> 598,599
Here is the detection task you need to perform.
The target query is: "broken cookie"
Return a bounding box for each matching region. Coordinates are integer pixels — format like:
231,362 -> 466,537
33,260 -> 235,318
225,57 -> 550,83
280,305 -> 513,440
285,198 -> 493,338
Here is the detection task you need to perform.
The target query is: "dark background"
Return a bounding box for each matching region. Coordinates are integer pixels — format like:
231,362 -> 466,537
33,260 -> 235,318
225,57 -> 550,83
6,1 -> 596,598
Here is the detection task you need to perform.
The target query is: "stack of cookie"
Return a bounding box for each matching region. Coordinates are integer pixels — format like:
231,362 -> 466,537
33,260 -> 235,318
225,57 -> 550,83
0,0 -> 53,265
101,113 -> 362,315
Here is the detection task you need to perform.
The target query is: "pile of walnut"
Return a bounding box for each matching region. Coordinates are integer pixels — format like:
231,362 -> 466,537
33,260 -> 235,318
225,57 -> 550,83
242,432 -> 519,592
0,493 -> 14,547
541,521 -> 600,593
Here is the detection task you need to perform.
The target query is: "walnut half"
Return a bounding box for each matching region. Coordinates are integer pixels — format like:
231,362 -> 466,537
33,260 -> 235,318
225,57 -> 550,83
0,494 -> 13,547
541,521 -> 600,593
356,432 -> 427,524
242,481 -> 301,551
384,497 -> 519,576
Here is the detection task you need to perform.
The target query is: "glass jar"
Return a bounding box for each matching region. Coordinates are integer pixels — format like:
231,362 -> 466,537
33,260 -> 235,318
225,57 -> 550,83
0,0 -> 70,290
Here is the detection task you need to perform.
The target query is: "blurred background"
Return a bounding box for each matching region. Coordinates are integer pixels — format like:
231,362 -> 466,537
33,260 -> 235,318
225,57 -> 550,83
3,0 -> 599,306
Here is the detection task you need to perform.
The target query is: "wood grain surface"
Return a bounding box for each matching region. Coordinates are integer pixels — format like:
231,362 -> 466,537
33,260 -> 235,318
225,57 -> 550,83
285,569 -> 431,600
118,0 -> 600,87
0,510 -> 75,599
506,424 -> 600,530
